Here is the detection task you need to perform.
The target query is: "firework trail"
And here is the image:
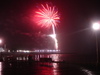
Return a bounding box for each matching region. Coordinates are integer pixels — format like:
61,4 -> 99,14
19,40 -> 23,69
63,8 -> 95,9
34,3 -> 60,49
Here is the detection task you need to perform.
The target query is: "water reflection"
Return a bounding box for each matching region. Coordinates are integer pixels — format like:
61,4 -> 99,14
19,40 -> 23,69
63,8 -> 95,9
53,63 -> 58,68
15,54 -> 60,62
0,54 -> 97,75
1,53 -> 85,63
0,54 -> 61,75
0,62 -> 2,75
50,54 -> 60,61
81,68 -> 94,75
35,63 -> 59,75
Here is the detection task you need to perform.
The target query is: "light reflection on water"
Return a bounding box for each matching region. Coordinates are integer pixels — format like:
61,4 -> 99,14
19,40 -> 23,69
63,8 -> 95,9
50,54 -> 59,61
0,61 -> 95,75
1,53 -> 96,63
0,54 -> 97,75
0,54 -> 61,75
35,63 -> 59,75
53,63 -> 58,68
81,68 -> 94,75
14,54 -> 60,61
0,62 -> 2,75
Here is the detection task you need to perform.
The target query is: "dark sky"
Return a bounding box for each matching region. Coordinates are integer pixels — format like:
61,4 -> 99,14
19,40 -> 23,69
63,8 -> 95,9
0,0 -> 100,54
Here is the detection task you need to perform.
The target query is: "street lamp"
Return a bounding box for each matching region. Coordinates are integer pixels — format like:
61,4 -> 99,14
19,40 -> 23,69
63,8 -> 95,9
92,22 -> 100,64
0,39 -> 2,44
92,23 -> 100,30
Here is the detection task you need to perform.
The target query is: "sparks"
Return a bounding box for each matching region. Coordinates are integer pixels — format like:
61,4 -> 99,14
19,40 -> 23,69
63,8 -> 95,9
49,34 -> 58,49
34,3 -> 60,49
34,3 -> 60,28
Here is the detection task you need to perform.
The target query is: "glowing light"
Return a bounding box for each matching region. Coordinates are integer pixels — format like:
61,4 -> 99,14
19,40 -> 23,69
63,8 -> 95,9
33,49 -> 60,53
49,34 -> 56,39
0,62 -> 2,74
34,3 -> 60,50
34,3 -> 60,28
92,23 -> 100,30
0,39 -> 2,44
53,63 -> 58,68
81,68 -> 94,75
49,34 -> 58,49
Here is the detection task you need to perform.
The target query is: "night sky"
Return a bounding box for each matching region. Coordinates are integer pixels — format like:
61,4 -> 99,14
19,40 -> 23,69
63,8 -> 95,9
0,0 -> 100,54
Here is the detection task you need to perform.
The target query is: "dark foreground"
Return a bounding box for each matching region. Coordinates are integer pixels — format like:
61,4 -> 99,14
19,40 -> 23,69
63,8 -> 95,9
0,53 -> 100,75
1,61 -> 100,75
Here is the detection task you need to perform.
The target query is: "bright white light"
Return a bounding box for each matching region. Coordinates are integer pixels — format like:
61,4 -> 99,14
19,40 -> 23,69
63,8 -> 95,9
23,50 -> 30,53
81,68 -> 94,75
0,39 -> 2,44
48,34 -> 58,50
92,23 -> 100,30
8,50 -> 10,52
0,62 -> 2,72
49,34 -> 56,39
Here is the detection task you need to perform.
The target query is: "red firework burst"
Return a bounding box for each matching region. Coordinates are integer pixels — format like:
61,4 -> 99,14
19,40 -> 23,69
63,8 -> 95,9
34,3 -> 60,28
